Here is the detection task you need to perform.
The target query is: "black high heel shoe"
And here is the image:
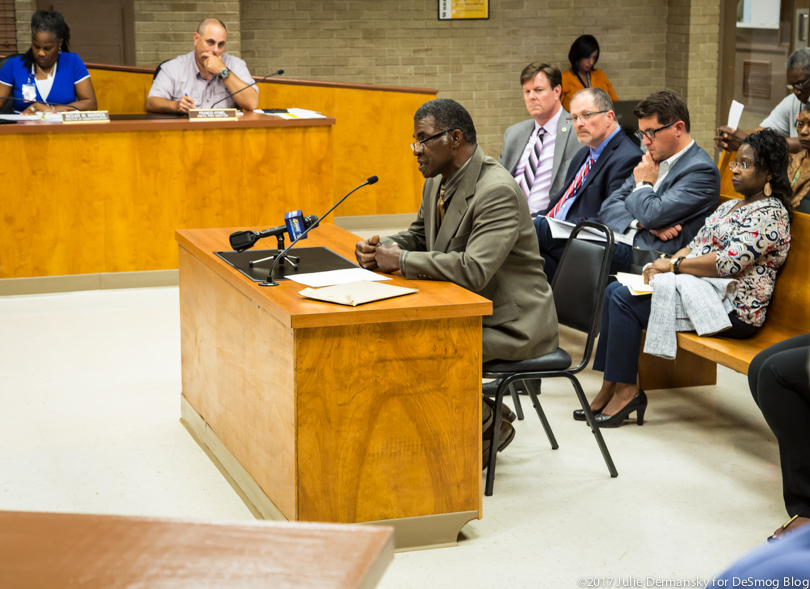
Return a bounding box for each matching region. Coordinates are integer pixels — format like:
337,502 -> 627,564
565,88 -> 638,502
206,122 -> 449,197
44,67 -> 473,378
573,404 -> 607,422
594,390 -> 648,428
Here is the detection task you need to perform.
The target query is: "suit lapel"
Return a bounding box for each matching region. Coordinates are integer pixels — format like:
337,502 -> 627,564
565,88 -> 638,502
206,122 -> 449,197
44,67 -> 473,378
658,142 -> 697,192
509,121 -> 534,173
576,131 -> 623,194
551,108 -> 571,183
433,147 -> 483,252
424,177 -> 440,250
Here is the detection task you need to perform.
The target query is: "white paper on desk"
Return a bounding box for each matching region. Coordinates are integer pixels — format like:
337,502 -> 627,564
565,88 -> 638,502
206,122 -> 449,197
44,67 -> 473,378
287,267 -> 391,287
275,108 -> 327,120
727,100 -> 744,130
299,280 -> 417,306
543,216 -> 608,242
0,114 -> 41,121
615,272 -> 653,295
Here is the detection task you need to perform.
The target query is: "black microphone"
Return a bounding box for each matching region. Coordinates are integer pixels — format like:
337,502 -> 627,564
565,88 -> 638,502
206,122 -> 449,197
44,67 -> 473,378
0,94 -> 80,111
230,214 -> 318,252
260,175 -> 379,287
210,69 -> 284,109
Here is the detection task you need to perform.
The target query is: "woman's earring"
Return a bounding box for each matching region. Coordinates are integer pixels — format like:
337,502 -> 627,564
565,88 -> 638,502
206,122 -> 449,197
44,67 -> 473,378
764,182 -> 772,197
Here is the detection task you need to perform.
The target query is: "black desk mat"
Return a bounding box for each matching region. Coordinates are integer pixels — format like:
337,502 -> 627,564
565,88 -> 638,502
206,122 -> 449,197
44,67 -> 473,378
215,246 -> 359,282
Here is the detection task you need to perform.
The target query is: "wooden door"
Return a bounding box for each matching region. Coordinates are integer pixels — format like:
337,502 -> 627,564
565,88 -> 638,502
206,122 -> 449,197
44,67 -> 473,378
37,0 -> 134,66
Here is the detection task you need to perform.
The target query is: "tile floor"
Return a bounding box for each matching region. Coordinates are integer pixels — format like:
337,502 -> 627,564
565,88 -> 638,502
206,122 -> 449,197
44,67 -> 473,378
0,279 -> 786,588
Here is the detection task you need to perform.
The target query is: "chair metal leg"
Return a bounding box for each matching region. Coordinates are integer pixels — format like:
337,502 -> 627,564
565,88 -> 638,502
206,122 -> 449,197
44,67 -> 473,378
510,384 -> 524,420
484,383 -> 507,496
568,375 -> 618,477
525,380 -> 559,450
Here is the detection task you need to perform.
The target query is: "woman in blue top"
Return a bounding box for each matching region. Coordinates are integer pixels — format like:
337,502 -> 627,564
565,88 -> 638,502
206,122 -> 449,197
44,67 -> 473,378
0,10 -> 97,113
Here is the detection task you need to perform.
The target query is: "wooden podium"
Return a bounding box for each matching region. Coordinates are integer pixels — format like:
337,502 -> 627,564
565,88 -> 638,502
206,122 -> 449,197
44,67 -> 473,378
176,225 -> 492,549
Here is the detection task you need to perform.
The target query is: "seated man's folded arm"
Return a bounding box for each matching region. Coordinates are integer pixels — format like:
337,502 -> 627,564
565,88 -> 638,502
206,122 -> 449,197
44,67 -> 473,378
625,164 -> 719,230
596,174 -> 637,233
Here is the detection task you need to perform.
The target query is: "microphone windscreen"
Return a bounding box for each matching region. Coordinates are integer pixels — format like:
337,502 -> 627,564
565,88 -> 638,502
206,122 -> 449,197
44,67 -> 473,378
277,69 -> 285,75
230,230 -> 258,251
367,176 -> 379,185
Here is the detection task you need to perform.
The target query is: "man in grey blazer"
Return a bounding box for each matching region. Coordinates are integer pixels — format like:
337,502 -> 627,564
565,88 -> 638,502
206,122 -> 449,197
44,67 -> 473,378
355,98 -> 558,463
499,63 -> 581,215
598,90 -> 720,272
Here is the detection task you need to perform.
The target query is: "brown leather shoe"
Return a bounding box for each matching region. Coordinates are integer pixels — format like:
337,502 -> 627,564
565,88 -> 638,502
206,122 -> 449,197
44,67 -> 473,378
482,395 -> 517,423
482,419 -> 516,470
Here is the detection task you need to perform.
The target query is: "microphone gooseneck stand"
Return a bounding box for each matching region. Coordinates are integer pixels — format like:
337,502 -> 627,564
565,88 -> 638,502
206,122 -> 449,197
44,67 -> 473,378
260,176 -> 379,287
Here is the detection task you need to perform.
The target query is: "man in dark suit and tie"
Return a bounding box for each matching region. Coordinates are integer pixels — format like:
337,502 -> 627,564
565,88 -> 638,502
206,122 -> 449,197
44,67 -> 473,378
597,90 -> 720,272
499,63 -> 581,215
533,88 -> 643,280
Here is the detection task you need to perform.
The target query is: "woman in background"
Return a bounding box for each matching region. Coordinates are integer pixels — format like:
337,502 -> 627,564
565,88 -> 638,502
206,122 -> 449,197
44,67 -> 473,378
0,10 -> 97,113
560,35 -> 618,112
787,104 -> 810,213
576,129 -> 791,428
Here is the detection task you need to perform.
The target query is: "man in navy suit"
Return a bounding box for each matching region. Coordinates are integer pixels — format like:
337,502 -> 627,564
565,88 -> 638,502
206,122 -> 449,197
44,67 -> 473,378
597,90 -> 720,272
533,88 -> 643,280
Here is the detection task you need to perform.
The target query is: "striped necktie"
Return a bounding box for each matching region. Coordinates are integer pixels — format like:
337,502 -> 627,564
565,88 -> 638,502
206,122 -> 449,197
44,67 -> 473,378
518,127 -> 546,194
547,156 -> 593,219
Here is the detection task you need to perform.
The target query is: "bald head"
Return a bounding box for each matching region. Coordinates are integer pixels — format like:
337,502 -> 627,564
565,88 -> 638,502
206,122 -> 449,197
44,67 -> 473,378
197,17 -> 226,34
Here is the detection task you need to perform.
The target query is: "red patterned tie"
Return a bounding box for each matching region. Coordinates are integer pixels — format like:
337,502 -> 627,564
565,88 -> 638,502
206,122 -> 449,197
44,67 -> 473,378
547,156 -> 593,219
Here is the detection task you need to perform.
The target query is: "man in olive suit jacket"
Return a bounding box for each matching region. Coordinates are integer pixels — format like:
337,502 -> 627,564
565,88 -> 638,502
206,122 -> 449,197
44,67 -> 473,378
355,98 -> 558,462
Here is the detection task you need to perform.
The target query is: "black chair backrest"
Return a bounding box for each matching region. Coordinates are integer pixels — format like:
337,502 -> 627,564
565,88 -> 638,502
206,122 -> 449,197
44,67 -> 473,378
153,59 -> 172,81
0,53 -> 23,115
550,221 -> 614,371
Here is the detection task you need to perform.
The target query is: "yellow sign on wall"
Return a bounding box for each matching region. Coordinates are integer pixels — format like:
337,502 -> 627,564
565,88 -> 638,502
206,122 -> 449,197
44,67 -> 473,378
438,0 -> 489,20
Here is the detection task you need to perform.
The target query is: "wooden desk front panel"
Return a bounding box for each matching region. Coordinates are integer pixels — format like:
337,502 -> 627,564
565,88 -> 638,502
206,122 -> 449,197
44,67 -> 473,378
1,124 -> 332,278
89,66 -> 433,217
180,246 -> 298,520
295,318 -> 482,523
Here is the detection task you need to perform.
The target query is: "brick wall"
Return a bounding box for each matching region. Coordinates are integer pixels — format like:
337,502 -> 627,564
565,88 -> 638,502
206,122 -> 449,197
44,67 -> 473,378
13,0 -> 33,52
13,0 -> 722,152
684,0 -> 721,149
132,1 -> 242,65
241,0 -> 680,157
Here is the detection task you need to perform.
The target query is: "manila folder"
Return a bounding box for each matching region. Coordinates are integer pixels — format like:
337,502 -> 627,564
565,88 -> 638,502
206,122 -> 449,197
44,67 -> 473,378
299,280 -> 418,306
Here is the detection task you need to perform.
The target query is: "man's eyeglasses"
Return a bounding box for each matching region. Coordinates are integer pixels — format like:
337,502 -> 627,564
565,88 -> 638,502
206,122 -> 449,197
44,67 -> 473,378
728,161 -> 754,171
634,121 -> 678,141
410,129 -> 454,152
787,77 -> 810,92
566,110 -> 609,124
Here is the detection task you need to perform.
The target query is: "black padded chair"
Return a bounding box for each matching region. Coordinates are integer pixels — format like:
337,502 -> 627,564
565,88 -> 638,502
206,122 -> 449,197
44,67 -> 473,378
0,53 -> 23,114
152,59 -> 172,81
482,221 -> 618,496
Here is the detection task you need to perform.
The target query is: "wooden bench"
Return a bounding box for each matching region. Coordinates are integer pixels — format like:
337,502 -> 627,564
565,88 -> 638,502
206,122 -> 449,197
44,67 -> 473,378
638,151 -> 810,390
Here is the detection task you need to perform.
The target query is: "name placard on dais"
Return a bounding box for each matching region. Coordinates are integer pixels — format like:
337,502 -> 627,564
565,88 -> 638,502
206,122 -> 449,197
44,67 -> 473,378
61,110 -> 110,124
188,109 -> 238,121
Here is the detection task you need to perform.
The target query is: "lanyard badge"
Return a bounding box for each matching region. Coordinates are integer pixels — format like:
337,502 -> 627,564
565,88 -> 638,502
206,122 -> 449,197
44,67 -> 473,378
22,74 -> 36,102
